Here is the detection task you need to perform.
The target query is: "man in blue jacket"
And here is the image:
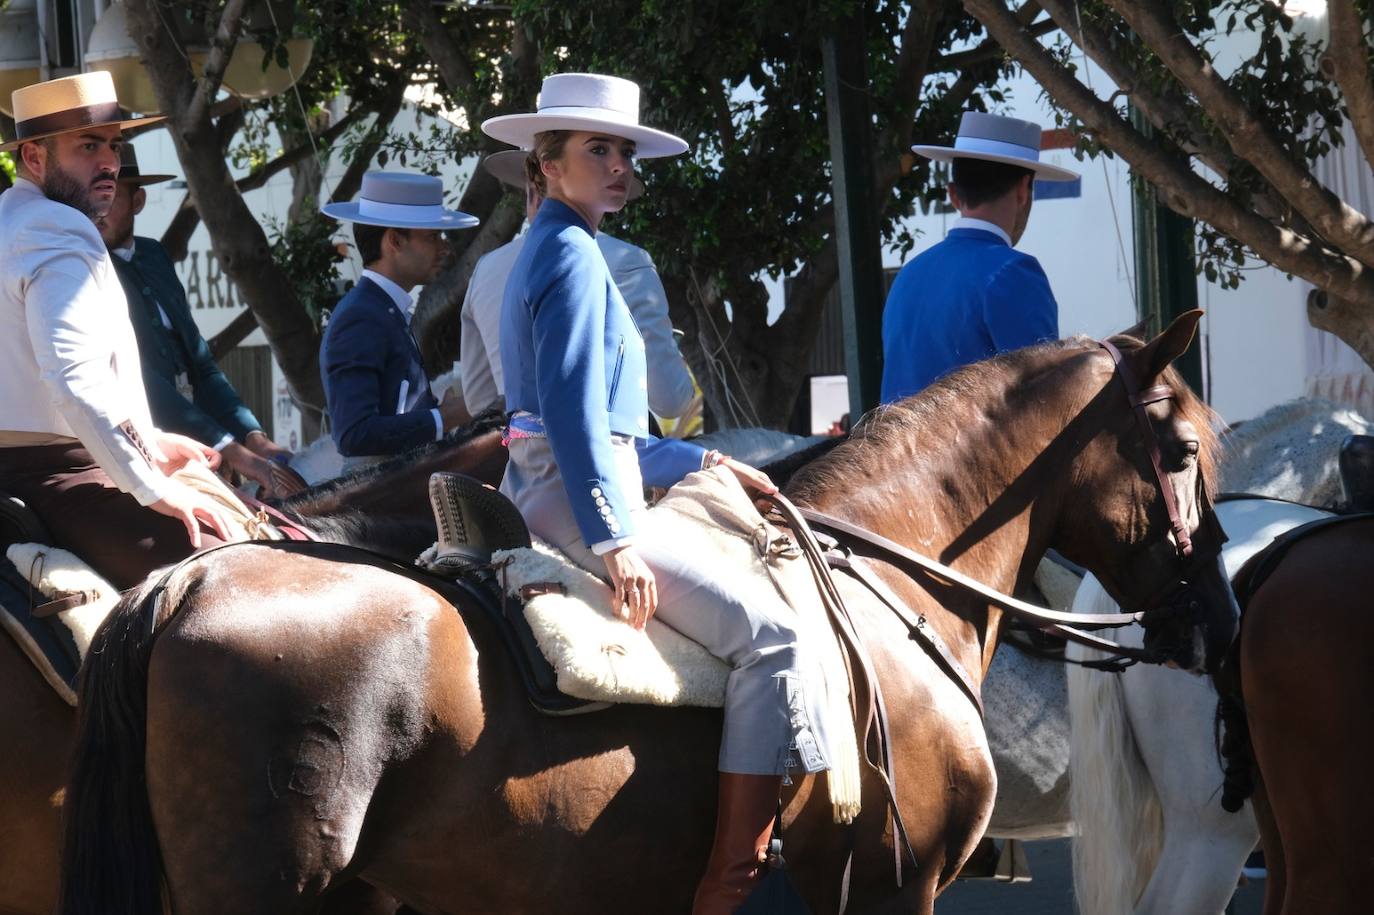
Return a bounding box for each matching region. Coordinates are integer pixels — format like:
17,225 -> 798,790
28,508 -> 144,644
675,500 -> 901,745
320,172 -> 478,468
98,143 -> 303,498
881,111 -> 1078,402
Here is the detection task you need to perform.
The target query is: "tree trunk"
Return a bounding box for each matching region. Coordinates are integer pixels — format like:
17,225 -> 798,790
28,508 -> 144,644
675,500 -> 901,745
125,0 -> 325,410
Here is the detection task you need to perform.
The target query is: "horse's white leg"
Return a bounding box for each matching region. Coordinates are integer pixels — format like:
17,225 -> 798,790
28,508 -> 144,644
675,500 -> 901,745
1121,661 -> 1257,915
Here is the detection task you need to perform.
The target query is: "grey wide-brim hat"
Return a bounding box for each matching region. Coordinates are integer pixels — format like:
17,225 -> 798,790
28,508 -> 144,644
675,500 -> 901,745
482,148 -> 645,201
321,171 -> 479,229
481,73 -> 687,160
912,111 -> 1078,182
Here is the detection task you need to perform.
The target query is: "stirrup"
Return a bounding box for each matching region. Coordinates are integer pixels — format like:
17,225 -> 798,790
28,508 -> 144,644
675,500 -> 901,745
428,472 -> 531,575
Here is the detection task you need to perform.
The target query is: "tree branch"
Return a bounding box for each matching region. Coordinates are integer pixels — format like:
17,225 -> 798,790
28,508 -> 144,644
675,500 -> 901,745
963,0 -> 1374,306
403,0 -> 480,100
1104,0 -> 1374,267
209,307 -> 260,360
1323,0 -> 1374,172
934,17 -> 1058,71
186,0 -> 249,128
1035,0 -> 1295,226
161,102 -> 377,260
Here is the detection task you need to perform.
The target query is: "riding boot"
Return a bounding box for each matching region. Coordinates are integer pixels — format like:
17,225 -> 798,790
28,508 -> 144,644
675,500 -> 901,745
692,773 -> 783,915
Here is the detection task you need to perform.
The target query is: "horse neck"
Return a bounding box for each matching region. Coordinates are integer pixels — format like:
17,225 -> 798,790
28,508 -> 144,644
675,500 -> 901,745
799,359 -> 1088,675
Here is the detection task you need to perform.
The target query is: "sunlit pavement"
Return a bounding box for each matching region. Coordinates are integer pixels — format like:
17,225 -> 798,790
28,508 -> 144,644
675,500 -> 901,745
934,838 -> 1265,914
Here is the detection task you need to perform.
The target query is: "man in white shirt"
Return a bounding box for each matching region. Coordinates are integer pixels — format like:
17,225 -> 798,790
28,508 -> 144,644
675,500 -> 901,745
0,73 -> 233,588
460,150 -> 697,422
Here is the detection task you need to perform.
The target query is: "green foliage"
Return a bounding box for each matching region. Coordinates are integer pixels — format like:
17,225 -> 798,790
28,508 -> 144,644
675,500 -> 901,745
266,205 -> 343,327
0,150 -> 15,185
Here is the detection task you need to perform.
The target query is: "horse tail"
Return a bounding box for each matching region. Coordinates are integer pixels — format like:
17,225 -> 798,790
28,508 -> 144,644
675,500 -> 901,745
59,571 -> 184,915
1066,573 -> 1163,915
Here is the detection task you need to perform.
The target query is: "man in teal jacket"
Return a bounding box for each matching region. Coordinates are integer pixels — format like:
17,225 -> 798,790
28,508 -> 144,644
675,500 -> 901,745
98,144 -> 303,498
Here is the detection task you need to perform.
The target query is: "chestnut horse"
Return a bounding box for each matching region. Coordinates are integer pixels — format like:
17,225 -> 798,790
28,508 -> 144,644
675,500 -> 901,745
0,421 -> 504,915
59,315 -> 1236,914
1223,514 -> 1374,915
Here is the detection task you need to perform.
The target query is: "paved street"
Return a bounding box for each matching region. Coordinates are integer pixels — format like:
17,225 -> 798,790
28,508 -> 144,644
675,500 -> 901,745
934,839 -> 1265,914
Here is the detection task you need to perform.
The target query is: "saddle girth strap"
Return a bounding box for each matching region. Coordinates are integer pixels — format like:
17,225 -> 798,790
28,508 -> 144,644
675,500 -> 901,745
764,493 -> 921,889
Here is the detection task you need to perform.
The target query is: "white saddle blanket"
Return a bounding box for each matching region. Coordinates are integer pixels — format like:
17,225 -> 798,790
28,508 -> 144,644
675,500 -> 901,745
492,466 -> 863,822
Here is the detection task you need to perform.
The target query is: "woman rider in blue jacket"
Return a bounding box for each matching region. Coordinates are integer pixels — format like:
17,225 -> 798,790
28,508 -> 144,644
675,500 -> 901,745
482,74 -> 836,912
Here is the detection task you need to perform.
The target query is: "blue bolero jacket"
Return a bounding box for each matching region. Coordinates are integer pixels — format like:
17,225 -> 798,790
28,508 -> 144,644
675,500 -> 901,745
320,276 -> 438,458
501,199 -> 704,548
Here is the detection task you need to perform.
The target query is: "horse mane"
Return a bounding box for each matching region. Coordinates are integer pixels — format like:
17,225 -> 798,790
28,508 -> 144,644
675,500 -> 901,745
786,335 -> 1222,502
281,410 -> 505,516
303,509 -> 438,560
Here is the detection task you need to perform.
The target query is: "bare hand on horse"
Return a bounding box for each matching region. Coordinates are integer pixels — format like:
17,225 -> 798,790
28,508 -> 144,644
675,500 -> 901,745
603,544 -> 658,629
147,479 -> 237,548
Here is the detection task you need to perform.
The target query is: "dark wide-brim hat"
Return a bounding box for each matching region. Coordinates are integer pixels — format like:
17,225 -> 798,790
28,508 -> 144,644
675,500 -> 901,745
117,142 -> 174,186
1,72 -> 164,153
912,111 -> 1078,182
320,171 -> 479,230
482,148 -> 645,201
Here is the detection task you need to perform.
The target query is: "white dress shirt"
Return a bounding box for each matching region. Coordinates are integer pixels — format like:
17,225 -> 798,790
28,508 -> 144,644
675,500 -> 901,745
460,231 -> 696,418
360,268 -> 443,441
0,178 -> 169,505
951,216 -> 1013,246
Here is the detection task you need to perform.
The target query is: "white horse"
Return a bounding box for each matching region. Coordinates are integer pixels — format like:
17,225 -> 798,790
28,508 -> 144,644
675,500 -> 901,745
1067,497 -> 1329,915
974,397 -> 1368,909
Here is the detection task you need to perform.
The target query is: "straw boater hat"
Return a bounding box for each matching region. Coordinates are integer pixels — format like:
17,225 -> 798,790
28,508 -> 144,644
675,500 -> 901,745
912,111 -> 1077,182
482,148 -> 645,201
481,73 -> 687,159
116,142 -> 174,187
320,171 -> 479,230
1,71 -> 163,153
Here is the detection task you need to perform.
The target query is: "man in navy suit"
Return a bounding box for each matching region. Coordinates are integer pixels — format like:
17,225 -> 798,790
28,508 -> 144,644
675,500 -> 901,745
98,143 -> 303,498
320,172 -> 478,467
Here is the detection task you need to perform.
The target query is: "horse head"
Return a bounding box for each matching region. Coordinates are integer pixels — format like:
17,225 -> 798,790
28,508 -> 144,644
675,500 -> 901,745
1053,310 -> 1238,673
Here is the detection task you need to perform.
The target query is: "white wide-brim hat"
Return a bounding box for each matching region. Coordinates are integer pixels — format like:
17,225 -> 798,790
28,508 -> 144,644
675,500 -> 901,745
481,73 -> 688,160
1,71 -> 164,152
321,171 -> 479,230
482,148 -> 645,201
912,110 -> 1078,182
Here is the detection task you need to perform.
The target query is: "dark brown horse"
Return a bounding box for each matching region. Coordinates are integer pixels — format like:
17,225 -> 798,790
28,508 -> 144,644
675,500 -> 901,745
1222,515 -> 1374,915
0,421 -> 505,915
59,314 -> 1235,914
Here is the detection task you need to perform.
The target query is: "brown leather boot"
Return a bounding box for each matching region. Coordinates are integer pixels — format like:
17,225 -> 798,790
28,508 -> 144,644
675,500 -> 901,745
691,773 -> 783,915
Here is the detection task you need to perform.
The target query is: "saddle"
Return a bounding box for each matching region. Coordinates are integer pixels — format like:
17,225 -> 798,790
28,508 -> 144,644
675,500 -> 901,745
422,470 -> 865,824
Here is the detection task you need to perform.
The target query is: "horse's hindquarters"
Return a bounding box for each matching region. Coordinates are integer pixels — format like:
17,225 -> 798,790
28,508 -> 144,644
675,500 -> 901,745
1241,524 -> 1374,914
143,548 -> 464,913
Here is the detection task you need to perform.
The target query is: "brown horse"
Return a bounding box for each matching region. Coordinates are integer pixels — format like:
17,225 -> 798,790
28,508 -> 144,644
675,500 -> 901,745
59,314 -> 1235,914
1222,515 -> 1374,915
0,421 -> 505,915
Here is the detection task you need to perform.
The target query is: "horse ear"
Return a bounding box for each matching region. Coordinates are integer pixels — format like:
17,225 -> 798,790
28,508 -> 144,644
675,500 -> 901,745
1116,312 -> 1156,342
1131,309 -> 1203,381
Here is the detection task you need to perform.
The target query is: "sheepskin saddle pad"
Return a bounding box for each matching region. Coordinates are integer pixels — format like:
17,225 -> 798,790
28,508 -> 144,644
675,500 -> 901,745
490,465 -> 864,822
1,543 -> 122,706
